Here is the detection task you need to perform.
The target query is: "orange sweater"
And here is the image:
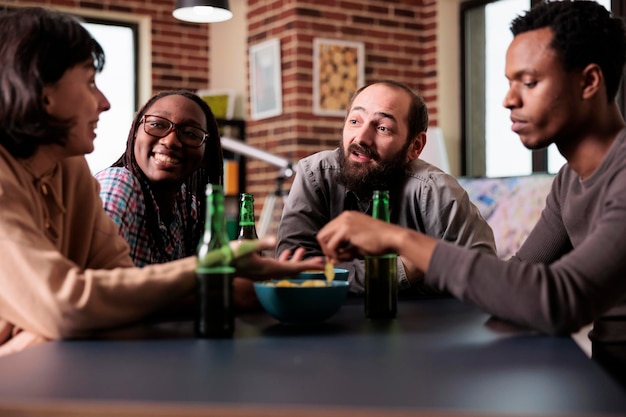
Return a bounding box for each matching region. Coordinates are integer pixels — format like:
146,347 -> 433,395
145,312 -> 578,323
0,146 -> 196,356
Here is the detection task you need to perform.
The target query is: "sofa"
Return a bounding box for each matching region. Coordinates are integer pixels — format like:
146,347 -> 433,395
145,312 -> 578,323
457,173 -> 555,259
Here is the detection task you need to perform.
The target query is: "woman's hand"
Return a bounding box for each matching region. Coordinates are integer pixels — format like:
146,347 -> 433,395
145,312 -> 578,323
233,277 -> 261,311
229,236 -> 324,279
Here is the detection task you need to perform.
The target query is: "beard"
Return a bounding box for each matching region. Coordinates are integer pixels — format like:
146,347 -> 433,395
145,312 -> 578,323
337,141 -> 410,201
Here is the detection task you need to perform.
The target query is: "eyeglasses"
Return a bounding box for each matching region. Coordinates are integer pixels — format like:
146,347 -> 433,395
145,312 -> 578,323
140,115 -> 208,148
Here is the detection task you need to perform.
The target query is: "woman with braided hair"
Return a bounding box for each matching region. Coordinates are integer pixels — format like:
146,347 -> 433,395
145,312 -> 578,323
96,90 -> 221,267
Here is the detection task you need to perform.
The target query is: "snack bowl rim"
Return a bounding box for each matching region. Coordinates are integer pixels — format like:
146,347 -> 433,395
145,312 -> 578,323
297,268 -> 350,281
255,278 -> 349,287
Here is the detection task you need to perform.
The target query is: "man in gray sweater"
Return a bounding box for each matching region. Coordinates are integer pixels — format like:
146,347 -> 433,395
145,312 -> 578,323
277,80 -> 496,295
317,0 -> 626,388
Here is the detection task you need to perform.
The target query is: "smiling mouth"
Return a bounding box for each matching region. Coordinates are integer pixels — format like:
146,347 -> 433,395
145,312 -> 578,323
153,153 -> 181,165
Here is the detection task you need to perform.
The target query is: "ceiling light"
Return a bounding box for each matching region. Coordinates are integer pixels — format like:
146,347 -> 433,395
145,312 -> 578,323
173,0 -> 233,23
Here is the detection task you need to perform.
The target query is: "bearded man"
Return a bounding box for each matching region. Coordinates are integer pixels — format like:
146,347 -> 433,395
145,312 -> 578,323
277,80 -> 496,294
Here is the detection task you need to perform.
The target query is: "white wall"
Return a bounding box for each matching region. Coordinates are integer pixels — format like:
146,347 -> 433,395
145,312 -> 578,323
210,0 -> 249,118
437,0 -> 463,176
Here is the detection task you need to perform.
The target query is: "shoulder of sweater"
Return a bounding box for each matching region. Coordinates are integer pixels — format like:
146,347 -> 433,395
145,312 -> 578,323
405,158 -> 461,187
58,156 -> 99,188
296,149 -> 340,172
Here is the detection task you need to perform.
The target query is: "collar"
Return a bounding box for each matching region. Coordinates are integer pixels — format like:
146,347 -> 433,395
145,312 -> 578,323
20,149 -> 66,213
21,147 -> 62,180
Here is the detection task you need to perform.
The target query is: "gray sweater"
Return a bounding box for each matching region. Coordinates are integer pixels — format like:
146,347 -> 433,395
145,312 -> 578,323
427,129 -> 626,345
278,148 -> 496,293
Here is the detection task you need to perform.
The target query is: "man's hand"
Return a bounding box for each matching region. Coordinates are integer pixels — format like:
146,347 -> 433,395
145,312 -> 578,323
317,211 -> 437,273
316,211 -> 403,263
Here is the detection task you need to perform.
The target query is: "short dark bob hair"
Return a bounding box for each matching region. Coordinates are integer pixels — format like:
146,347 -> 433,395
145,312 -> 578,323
0,7 -> 105,158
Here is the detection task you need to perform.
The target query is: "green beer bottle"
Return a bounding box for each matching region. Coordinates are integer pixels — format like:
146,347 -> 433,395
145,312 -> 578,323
237,193 -> 259,240
195,184 -> 235,338
365,189 -> 398,318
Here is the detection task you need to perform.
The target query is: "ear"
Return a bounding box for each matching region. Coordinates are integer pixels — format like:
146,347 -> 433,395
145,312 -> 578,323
581,63 -> 603,100
406,131 -> 427,162
41,86 -> 54,112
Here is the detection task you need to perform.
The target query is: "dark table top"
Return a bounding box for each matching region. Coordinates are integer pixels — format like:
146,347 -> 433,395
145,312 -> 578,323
1,297 -> 625,417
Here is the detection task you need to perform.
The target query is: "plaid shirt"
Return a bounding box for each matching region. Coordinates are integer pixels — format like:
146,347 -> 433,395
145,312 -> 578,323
95,167 -> 198,267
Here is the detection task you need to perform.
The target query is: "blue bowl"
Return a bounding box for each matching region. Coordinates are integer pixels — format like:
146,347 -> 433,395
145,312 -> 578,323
297,268 -> 349,281
253,279 -> 350,325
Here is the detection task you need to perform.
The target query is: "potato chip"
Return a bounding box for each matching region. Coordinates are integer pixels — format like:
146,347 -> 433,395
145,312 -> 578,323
267,279 -> 329,288
300,279 -> 327,287
324,260 -> 335,282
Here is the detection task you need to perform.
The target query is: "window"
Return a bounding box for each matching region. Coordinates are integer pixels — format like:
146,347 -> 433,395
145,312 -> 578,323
81,20 -> 138,174
461,0 -> 617,177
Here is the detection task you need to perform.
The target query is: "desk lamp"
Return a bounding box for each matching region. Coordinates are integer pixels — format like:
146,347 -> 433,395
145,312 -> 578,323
220,136 -> 293,238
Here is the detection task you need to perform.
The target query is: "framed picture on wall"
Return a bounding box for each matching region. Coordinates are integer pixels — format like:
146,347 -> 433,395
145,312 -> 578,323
313,38 -> 365,117
197,89 -> 235,119
249,38 -> 282,121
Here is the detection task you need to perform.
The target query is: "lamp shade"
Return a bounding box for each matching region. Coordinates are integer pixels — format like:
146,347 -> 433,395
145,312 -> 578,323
173,0 -> 233,23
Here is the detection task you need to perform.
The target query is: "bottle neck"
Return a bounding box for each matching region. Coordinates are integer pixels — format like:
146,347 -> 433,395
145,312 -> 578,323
203,190 -> 229,250
239,199 -> 256,227
237,194 -> 259,240
371,190 -> 390,222
369,190 -> 395,258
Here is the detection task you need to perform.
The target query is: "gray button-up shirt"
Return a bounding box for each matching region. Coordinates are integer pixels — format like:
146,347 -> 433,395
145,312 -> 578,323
277,149 -> 496,293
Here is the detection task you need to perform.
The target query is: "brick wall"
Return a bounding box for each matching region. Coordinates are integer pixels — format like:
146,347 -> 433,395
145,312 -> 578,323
246,0 -> 438,215
9,0 -> 439,226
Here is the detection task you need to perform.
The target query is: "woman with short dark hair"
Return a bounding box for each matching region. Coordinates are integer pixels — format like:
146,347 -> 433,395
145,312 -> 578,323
0,7 -> 322,356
